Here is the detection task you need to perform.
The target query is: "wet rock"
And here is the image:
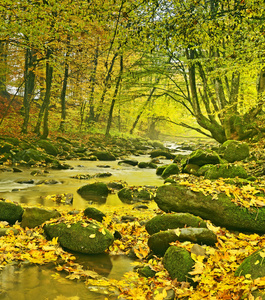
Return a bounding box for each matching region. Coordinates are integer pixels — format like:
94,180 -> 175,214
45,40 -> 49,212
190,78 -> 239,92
161,163 -> 180,179
138,162 -> 157,169
12,167 -> 23,173
93,151 -> 116,161
0,200 -> 24,224
148,228 -> 217,256
77,182 -> 109,202
84,155 -> 97,161
107,181 -> 126,190
30,170 -> 45,176
183,149 -> 221,167
219,140 -> 249,163
118,187 -> 153,204
36,179 -> 61,185
121,215 -> 137,222
21,207 -> 61,228
183,164 -> 200,176
84,207 -> 106,222
94,172 -> 112,178
36,139 -> 59,156
204,163 -> 248,179
118,159 -> 138,166
235,247 -> 265,279
163,246 -> 195,281
16,179 -> 34,184
156,165 -> 168,176
150,150 -> 174,159
14,149 -> 46,164
137,265 -> 156,278
50,161 -> 72,170
145,213 -> 207,235
44,221 -> 114,254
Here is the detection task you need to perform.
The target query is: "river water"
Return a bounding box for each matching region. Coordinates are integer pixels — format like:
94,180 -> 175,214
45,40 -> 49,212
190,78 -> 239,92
0,147 -> 191,300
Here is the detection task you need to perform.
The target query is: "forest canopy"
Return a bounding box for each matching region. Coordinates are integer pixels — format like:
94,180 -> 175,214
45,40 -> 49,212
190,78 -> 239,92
0,0 -> 265,142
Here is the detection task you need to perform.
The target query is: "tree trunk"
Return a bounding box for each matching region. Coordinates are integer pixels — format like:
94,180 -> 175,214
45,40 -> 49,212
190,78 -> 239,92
105,55 -> 123,137
41,50 -> 53,139
0,40 -> 8,96
95,51 -> 119,122
21,48 -> 37,134
87,41 -> 99,123
130,86 -> 157,135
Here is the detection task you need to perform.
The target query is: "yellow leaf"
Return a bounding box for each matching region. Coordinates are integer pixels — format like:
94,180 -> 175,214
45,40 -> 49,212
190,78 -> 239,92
255,260 -> 260,265
51,237 -> 58,245
89,234 -> 96,238
245,274 -> 252,279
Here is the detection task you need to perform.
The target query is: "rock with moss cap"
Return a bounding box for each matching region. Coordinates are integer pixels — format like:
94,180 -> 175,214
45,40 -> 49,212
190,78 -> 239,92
161,163 -> 180,179
36,139 -> 59,156
204,163 -> 248,179
148,228 -> 217,256
163,246 -> 195,281
77,182 -> 109,202
21,207 -> 61,228
44,221 -> 114,254
0,200 -> 24,224
235,247 -> 265,279
84,207 -> 106,222
145,213 -> 207,235
183,149 -> 221,167
93,151 -> 116,161
219,140 -> 249,163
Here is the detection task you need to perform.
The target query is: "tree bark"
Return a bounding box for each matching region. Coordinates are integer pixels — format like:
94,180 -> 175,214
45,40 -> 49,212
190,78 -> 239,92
21,48 -> 37,133
105,55 -> 123,137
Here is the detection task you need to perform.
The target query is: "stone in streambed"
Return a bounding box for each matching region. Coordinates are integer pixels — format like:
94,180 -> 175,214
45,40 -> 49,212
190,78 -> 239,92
145,213 -> 207,235
84,207 -> 106,222
163,246 -> 195,281
148,228 -> 217,256
0,200 -> 24,224
44,221 -> 114,254
21,207 -> 61,228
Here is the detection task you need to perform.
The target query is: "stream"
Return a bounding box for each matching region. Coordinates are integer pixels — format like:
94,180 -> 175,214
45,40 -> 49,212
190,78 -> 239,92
0,145 -> 191,300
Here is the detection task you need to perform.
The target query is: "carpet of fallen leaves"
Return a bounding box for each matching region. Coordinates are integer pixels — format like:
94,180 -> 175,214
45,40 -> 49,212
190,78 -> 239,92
1,199 -> 265,300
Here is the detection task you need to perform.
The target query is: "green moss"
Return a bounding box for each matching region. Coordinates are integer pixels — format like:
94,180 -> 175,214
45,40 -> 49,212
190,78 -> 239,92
161,164 -> 180,179
204,164 -> 248,179
163,246 -> 195,281
145,213 -> 207,235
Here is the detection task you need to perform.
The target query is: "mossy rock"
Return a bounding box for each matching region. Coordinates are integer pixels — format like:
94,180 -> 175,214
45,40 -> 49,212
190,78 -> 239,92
138,266 -> 156,278
21,207 -> 61,228
14,149 -> 46,163
197,164 -> 215,176
219,140 -> 249,163
0,142 -> 12,154
93,151 -> 116,161
36,139 -> 59,156
138,162 -> 157,169
148,228 -> 217,256
156,165 -> 168,176
150,150 -> 174,159
44,221 -> 114,254
145,213 -> 207,235
183,164 -> 200,175
204,163 -> 248,179
163,246 -> 195,281
83,207 -> 106,222
118,159 -> 138,166
184,149 -> 221,167
235,247 -> 265,279
161,164 -> 180,179
77,182 -> 109,202
0,200 -> 24,224
118,188 -> 133,202
118,187 -> 153,203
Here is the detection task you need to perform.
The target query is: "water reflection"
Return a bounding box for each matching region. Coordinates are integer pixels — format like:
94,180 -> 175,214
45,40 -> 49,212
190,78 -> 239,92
0,254 -> 134,300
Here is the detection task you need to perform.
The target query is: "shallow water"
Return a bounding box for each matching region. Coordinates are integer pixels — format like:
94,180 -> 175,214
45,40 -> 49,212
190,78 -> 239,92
0,155 -> 168,209
0,254 -> 134,300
